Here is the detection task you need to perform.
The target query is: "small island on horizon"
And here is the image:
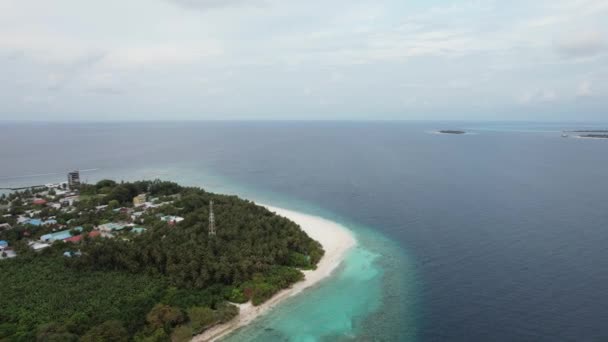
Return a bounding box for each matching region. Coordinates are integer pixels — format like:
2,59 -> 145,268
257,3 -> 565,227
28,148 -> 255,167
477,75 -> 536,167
437,130 -> 466,135
0,177 -> 330,341
561,130 -> 608,139
578,134 -> 608,139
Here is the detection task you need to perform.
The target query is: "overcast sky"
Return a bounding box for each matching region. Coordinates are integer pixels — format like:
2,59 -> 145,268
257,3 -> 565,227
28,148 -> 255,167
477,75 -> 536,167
0,0 -> 606,121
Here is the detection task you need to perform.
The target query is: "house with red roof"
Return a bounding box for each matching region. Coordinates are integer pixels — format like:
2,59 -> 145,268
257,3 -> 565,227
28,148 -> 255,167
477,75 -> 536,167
64,230 -> 101,243
32,199 -> 47,206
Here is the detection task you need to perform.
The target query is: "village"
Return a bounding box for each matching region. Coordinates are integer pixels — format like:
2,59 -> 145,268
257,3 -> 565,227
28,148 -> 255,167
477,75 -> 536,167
0,171 -> 184,260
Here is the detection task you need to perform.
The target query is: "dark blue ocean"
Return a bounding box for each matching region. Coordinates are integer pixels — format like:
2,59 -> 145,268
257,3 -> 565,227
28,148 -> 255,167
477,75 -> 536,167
1,121 -> 607,341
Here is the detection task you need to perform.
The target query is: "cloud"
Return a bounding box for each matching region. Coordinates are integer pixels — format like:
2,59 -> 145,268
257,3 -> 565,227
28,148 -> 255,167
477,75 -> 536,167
1,0 -> 607,120
556,30 -> 606,57
38,53 -> 106,91
167,0 -> 267,10
87,87 -> 124,95
577,80 -> 593,97
519,89 -> 558,104
100,44 -> 223,69
0,31 -> 102,64
22,94 -> 55,104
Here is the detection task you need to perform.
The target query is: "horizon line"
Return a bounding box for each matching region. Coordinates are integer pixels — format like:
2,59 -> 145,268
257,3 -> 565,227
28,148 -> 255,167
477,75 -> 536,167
1,119 -> 608,124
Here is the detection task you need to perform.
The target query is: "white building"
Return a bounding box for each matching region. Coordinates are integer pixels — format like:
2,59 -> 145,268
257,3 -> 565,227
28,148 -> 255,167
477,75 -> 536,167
49,203 -> 62,210
161,216 -> 184,224
28,241 -> 51,251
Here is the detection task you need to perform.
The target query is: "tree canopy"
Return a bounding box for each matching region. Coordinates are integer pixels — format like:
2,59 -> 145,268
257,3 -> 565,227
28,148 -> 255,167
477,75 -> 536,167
0,180 -> 323,341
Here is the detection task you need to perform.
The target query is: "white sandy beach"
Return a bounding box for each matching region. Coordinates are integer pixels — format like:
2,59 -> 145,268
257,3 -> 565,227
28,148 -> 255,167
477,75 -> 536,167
191,204 -> 357,342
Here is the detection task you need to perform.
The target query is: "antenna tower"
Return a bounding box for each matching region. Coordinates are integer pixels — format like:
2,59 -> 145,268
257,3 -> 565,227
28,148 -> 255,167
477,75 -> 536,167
208,200 -> 216,236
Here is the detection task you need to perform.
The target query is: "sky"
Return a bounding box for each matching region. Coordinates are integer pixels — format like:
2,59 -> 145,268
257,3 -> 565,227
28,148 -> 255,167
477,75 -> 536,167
0,0 -> 606,121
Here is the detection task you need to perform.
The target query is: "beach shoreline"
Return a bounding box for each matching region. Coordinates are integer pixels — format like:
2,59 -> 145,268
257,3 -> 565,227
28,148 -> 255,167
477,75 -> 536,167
191,204 -> 357,342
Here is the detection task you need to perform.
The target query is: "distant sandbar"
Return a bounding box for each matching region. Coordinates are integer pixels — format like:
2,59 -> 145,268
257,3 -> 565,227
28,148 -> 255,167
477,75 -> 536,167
436,130 -> 466,135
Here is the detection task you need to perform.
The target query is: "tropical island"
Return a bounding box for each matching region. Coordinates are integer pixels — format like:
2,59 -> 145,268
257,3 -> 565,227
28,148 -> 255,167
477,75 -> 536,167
562,130 -> 608,139
578,134 -> 608,139
0,178 -> 341,341
437,130 -> 466,135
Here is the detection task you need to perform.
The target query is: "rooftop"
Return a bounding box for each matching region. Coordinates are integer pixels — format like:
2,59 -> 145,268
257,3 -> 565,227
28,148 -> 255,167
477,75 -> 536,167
65,230 -> 101,243
40,227 -> 83,242
98,222 -> 127,231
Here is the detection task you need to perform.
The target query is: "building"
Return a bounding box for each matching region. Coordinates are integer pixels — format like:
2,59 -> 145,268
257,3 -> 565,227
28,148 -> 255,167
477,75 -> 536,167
0,240 -> 8,249
17,216 -> 30,224
61,195 -> 80,206
133,194 -> 147,207
54,189 -> 67,196
32,198 -> 47,206
67,171 -> 80,189
131,211 -> 144,221
65,230 -> 101,243
0,223 -> 11,231
29,241 -> 50,251
49,203 -> 62,210
0,249 -> 16,259
26,219 -> 43,226
130,227 -> 147,234
42,219 -> 58,226
98,222 -> 127,233
161,216 -> 184,225
40,227 -> 83,242
112,207 -> 132,214
63,250 -> 82,258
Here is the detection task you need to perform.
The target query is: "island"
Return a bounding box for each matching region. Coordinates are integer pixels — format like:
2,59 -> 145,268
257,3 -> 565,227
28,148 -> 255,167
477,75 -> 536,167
562,130 -> 608,139
578,134 -> 608,139
437,130 -> 466,135
0,179 -> 355,341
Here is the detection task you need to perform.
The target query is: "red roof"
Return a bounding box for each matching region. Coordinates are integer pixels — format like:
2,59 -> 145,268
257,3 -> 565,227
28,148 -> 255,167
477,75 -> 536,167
64,230 -> 101,243
32,199 -> 47,205
64,235 -> 82,243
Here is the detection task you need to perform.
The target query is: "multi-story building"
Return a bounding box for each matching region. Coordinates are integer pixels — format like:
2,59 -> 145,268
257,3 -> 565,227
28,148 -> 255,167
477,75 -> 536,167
67,171 -> 80,189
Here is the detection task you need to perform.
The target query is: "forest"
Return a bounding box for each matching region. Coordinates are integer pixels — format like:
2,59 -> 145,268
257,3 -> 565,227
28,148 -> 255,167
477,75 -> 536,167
0,180 -> 324,341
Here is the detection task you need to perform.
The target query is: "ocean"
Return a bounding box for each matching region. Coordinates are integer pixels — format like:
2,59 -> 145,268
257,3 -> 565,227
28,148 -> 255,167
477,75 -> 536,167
1,121 -> 607,341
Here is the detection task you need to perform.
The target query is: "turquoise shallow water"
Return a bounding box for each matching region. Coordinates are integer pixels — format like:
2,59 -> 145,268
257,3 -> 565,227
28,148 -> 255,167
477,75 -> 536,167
224,246 -> 381,342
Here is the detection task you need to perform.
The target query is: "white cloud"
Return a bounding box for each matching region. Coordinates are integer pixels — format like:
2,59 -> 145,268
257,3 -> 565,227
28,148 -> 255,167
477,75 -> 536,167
100,44 -> 223,69
577,80 -> 593,97
519,89 -> 558,104
556,30 -> 606,58
167,0 -> 267,10
0,0 -> 606,120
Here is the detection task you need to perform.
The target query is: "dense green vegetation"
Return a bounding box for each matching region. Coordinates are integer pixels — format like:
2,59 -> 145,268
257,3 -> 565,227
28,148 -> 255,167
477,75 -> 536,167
0,180 -> 324,341
0,254 -> 165,341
